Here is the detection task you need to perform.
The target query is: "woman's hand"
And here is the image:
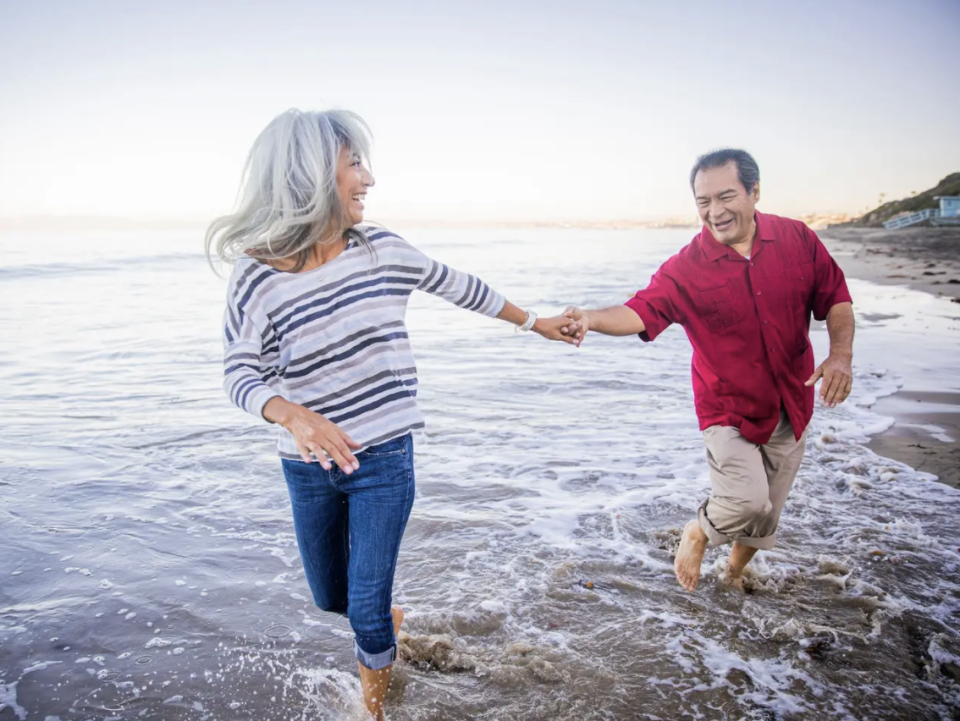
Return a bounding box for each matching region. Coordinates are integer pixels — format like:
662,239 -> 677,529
534,315 -> 580,345
263,397 -> 362,471
560,307 -> 590,346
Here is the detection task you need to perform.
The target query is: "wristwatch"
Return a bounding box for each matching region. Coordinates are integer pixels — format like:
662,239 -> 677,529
517,310 -> 538,332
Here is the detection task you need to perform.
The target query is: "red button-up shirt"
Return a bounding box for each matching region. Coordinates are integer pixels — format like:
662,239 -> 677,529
625,211 -> 852,444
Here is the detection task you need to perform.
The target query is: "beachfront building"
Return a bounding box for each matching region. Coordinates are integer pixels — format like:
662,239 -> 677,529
882,195 -> 960,229
935,195 -> 960,219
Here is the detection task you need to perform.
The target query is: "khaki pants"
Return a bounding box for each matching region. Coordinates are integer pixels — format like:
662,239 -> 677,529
697,409 -> 807,551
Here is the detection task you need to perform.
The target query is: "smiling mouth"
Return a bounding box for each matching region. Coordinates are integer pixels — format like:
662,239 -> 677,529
351,194 -> 366,208
713,217 -> 734,232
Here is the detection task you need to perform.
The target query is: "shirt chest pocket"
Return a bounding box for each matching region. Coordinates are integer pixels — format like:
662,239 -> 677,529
781,262 -> 815,305
692,280 -> 751,332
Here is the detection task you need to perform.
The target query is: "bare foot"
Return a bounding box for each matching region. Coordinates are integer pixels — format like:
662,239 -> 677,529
358,608 -> 404,720
721,567 -> 745,591
674,520 -> 708,592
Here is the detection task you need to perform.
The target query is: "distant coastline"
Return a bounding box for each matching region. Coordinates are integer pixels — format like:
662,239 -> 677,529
0,211 -> 856,232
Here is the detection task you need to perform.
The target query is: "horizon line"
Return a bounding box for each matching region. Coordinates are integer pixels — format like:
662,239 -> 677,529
0,211 -> 856,231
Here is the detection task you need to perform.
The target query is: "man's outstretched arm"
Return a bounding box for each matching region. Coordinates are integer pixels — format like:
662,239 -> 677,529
560,305 -> 646,346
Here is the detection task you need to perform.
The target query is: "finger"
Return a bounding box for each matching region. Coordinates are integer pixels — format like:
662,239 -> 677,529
804,366 -> 823,387
321,441 -> 354,474
563,306 -> 577,317
296,442 -> 313,465
326,435 -> 359,472
818,371 -> 835,402
828,372 -> 849,406
307,443 -> 333,470
839,376 -> 853,404
337,429 -> 362,451
821,371 -> 843,406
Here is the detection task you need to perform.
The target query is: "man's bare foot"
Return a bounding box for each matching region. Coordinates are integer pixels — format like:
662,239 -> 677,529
727,542 -> 758,581
721,567 -> 746,591
674,519 -> 709,592
391,606 -> 404,637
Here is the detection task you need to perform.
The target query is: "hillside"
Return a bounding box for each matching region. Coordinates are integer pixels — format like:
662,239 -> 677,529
857,172 -> 960,226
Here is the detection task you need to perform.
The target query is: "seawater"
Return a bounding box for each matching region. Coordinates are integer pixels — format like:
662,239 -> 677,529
1,227 -> 958,721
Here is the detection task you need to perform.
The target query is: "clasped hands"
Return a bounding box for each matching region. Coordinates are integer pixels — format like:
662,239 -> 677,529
532,307 -> 589,347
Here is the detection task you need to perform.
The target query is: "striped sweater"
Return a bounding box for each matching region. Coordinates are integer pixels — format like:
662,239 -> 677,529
222,227 -> 506,459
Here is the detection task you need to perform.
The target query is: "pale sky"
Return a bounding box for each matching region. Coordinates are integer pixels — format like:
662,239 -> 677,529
1,0 -> 958,223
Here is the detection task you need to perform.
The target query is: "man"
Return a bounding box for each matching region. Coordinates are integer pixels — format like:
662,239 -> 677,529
561,149 -> 854,591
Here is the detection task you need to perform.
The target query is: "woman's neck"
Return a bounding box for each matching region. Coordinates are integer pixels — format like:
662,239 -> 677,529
268,228 -> 348,273
311,233 -> 347,266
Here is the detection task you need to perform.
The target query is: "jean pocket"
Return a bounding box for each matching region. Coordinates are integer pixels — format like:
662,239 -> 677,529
362,434 -> 409,458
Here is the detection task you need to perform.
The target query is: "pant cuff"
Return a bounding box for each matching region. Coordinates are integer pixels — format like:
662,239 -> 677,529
697,502 -> 732,547
729,532 -> 777,551
355,640 -> 396,670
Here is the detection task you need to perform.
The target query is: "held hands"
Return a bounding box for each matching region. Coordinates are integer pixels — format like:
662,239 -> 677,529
805,353 -> 853,408
533,315 -> 580,344
282,403 -> 362,471
559,307 -> 589,347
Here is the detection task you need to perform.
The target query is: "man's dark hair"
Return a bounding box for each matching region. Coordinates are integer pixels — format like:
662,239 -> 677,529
689,148 -> 760,194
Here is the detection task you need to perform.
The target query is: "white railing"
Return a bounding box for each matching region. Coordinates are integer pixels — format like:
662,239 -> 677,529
882,208 -> 940,230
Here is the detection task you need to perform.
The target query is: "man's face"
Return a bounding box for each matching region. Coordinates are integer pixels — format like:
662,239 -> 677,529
693,162 -> 759,247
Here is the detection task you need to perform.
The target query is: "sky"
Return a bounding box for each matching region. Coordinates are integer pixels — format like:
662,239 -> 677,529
0,0 -> 958,223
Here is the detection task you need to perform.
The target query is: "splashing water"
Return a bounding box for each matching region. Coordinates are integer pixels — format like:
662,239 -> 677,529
1,227 -> 958,720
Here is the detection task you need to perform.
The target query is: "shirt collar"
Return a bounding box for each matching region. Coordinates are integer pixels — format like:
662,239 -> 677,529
699,211 -> 775,262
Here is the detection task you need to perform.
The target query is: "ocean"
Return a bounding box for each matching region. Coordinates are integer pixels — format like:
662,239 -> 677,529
1,226 -> 958,720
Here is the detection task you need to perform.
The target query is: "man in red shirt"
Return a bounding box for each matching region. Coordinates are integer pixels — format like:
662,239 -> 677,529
561,149 -> 854,591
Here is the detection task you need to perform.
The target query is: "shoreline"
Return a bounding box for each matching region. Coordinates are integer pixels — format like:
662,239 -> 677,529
820,225 -> 960,488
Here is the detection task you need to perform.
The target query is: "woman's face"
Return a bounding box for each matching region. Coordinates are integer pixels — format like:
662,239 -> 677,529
337,146 -> 375,227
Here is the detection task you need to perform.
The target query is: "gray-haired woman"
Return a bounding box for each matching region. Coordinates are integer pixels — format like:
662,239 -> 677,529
206,109 -> 573,719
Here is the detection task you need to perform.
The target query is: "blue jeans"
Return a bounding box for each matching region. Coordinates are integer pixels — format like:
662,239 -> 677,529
281,433 -> 415,670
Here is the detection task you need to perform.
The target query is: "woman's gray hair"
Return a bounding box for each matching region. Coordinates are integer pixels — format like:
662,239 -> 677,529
205,108 -> 373,273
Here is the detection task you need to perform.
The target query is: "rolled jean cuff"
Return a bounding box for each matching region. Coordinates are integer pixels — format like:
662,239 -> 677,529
355,640 -> 396,670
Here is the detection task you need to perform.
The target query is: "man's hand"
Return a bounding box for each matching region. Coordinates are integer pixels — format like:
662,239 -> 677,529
805,353 -> 853,408
533,315 -> 579,344
560,306 -> 589,347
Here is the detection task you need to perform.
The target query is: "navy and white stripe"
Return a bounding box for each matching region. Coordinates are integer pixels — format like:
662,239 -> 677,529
222,228 -> 505,459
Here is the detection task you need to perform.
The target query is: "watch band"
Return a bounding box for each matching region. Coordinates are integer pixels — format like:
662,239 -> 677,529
517,310 -> 537,332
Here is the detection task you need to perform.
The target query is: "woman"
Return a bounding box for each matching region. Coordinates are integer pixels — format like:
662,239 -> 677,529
206,109 -> 573,719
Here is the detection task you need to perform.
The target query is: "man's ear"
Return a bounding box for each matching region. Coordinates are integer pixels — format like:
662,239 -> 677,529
752,183 -> 761,204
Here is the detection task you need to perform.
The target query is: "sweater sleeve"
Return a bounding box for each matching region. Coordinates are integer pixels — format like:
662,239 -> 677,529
393,236 -> 505,318
222,262 -> 281,420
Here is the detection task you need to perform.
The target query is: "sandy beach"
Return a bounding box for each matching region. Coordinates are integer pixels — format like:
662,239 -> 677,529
820,225 -> 960,488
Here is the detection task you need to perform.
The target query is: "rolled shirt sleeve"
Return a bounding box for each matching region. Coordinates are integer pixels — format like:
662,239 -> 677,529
807,227 -> 853,321
624,264 -> 683,342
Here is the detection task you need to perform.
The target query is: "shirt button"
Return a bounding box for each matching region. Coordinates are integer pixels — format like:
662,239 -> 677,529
749,262 -> 754,267
770,348 -> 775,352
756,291 -> 761,295
763,320 -> 769,324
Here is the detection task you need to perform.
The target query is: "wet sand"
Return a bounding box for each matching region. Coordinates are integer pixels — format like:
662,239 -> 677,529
820,225 -> 960,488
